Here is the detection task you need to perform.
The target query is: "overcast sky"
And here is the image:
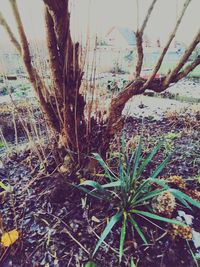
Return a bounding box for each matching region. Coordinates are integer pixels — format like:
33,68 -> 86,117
0,0 -> 199,47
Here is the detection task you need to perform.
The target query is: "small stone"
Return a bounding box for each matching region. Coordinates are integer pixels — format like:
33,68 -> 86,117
59,165 -> 68,173
91,216 -> 100,223
192,230 -> 200,248
177,210 -> 193,225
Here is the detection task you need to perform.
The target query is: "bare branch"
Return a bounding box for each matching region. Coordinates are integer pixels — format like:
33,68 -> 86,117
43,0 -> 71,60
43,0 -> 67,14
107,78 -> 144,135
107,51 -> 200,135
0,10 -> 21,53
135,31 -> 143,77
142,0 -> 192,90
140,0 -> 158,33
9,0 -> 59,131
106,74 -> 168,135
173,56 -> 200,83
45,7 -> 63,97
135,0 -> 158,77
164,29 -> 200,87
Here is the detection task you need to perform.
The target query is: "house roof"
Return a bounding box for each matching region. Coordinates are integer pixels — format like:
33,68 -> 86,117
117,27 -> 136,46
106,26 -> 136,46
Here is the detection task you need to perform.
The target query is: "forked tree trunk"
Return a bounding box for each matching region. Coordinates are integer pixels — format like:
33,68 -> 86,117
0,0 -> 200,165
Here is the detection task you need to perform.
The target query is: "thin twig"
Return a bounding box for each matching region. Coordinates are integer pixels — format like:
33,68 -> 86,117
49,213 -> 90,255
142,0 -> 192,90
164,28 -> 200,87
135,0 -> 158,77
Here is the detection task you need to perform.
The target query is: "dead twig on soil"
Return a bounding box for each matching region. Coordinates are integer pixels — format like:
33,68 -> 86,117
48,213 -> 90,255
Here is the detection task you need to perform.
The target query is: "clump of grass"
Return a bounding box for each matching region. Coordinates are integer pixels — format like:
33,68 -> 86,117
79,135 -> 200,262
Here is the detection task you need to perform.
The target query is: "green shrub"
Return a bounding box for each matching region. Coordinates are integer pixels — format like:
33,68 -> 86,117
79,136 -> 200,262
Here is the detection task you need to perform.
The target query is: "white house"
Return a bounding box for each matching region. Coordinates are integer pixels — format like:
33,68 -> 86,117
105,27 -> 136,48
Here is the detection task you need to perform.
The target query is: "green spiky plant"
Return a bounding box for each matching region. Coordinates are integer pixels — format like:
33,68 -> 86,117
79,136 -> 200,262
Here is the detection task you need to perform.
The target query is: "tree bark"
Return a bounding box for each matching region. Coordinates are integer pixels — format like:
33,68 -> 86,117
1,0 -> 200,163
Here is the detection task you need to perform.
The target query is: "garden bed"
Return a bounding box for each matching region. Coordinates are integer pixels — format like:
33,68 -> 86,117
0,112 -> 199,267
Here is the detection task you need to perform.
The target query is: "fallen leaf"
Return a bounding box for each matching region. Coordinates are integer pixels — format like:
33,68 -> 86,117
1,229 -> 19,247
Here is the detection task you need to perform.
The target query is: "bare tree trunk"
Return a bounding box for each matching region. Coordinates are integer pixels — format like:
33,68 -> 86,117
1,0 -> 200,163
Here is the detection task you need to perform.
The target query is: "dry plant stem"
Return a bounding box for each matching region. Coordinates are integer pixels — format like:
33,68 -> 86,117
49,213 -> 90,255
12,108 -> 18,146
143,0 -> 192,90
7,90 -> 33,142
74,80 -> 81,165
84,209 -> 119,255
67,257 -> 73,267
137,214 -> 165,231
87,43 -> 97,137
90,225 -> 120,255
27,110 -> 46,160
0,248 -> 10,266
0,10 -> 21,53
9,188 -> 18,229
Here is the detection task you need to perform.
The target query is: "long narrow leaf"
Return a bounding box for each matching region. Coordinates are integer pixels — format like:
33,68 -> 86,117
129,214 -> 148,244
133,189 -> 166,205
130,258 -> 137,267
119,212 -> 127,262
119,151 -> 125,185
150,153 -> 172,179
121,131 -> 126,155
131,210 -> 186,226
0,181 -> 12,192
131,137 -> 142,182
76,185 -> 104,200
92,153 -> 116,181
137,140 -> 164,177
170,190 -> 192,210
92,213 -> 122,256
119,150 -> 128,205
80,180 -> 105,191
131,178 -> 168,203
170,189 -> 200,209
102,180 -> 122,188
148,178 -> 169,189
